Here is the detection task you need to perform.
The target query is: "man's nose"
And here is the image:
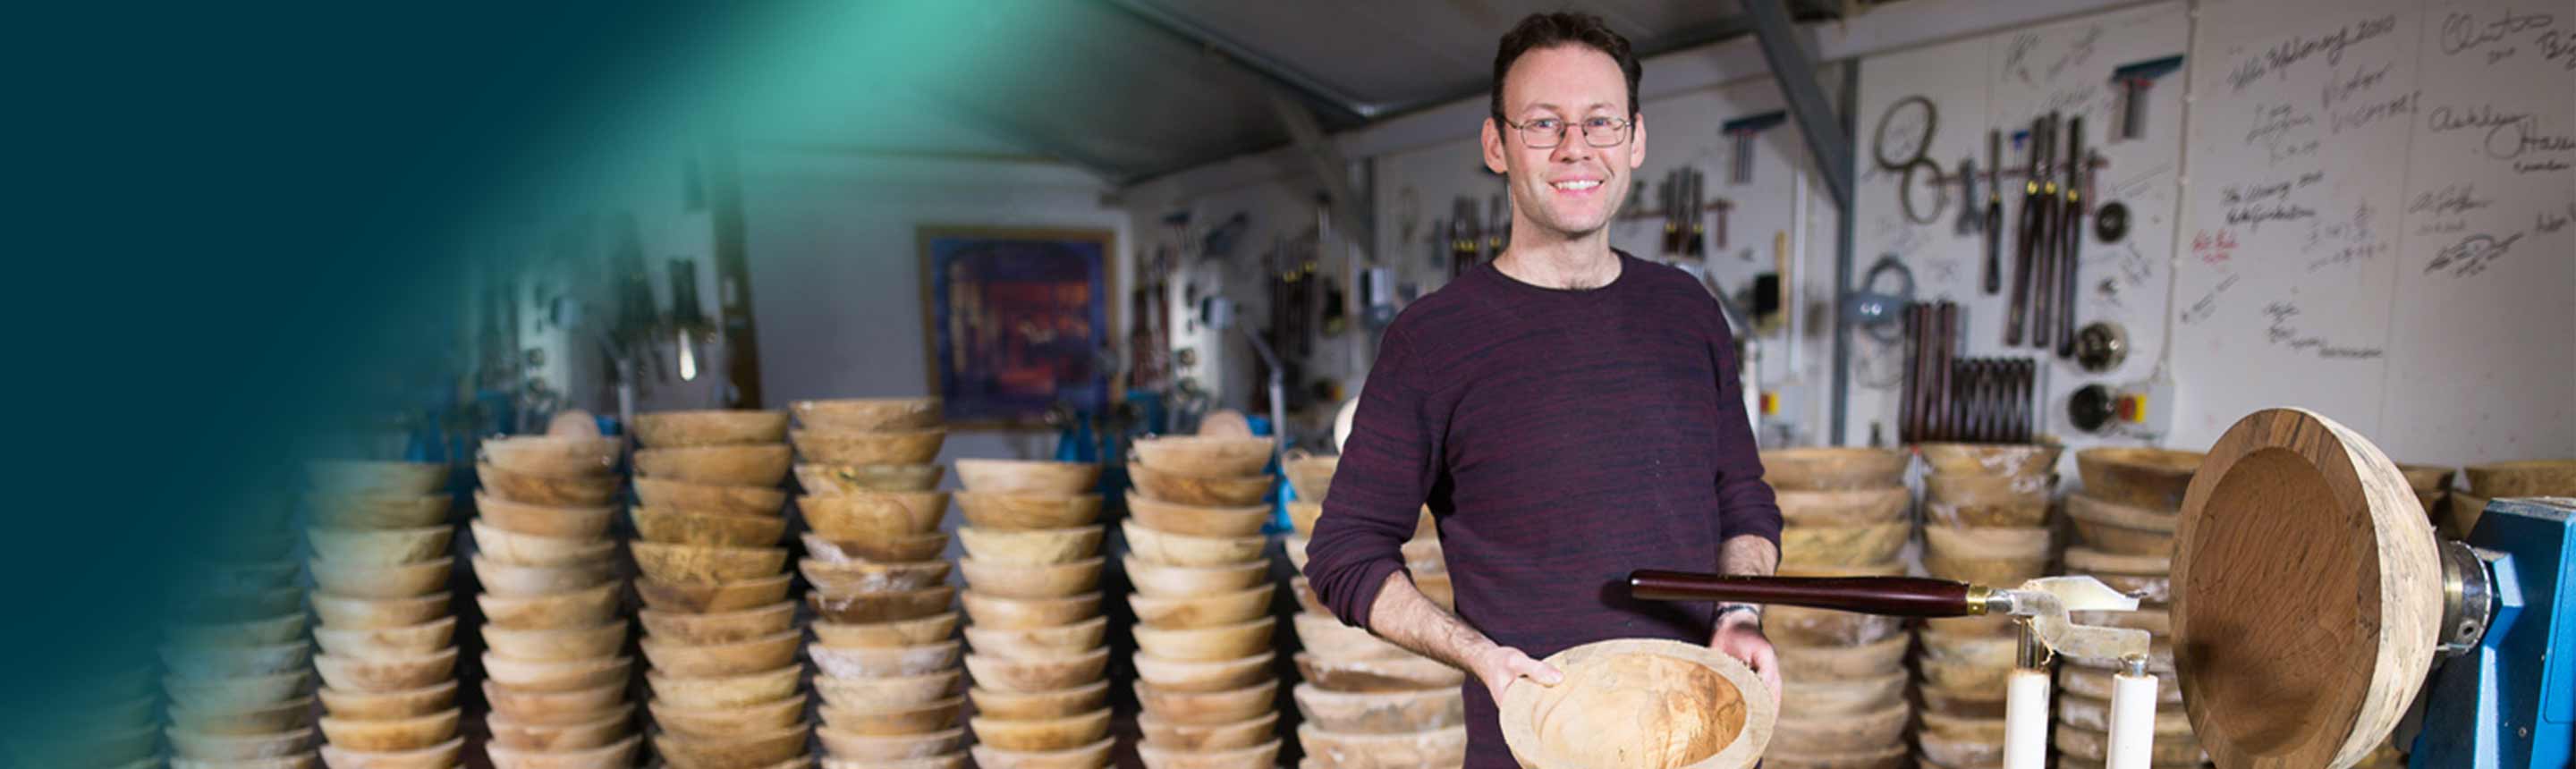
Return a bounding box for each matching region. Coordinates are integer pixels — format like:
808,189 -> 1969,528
1549,133 -> 1597,165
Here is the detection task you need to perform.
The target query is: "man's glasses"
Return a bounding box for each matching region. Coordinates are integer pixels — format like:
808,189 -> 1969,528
1496,114 -> 1634,148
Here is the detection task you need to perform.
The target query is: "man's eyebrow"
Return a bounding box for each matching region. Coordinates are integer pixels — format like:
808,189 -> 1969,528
1516,100 -> 1619,113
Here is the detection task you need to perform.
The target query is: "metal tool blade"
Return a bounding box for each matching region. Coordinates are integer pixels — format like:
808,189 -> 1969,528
2000,576 -> 2151,661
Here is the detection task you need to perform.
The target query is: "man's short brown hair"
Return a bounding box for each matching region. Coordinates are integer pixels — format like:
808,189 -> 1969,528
1491,12 -> 1643,121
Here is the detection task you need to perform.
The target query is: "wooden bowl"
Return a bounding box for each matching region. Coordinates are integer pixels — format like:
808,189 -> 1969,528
818,698 -> 964,736
184,587 -> 301,626
1286,501 -> 1324,536
1778,521 -> 1910,568
1923,554 -> 2047,596
164,671 -> 309,711
1128,586 -> 1272,629
632,542 -> 789,585
479,654 -> 629,693
2075,447 -> 2204,511
308,526 -> 451,566
791,398 -> 943,432
1123,521 -> 1265,568
809,640 -> 962,680
802,491 -> 952,540
318,736 -> 462,769
485,734 -> 640,769
1124,557 -> 1267,598
1922,525 -> 2052,560
480,435 -> 621,479
1293,653 -> 1463,693
2463,458 -> 2576,497
635,477 -> 788,517
798,462 -> 945,494
640,630 -> 801,677
632,506 -> 788,547
804,559 -> 953,596
1132,618 -> 1273,662
2394,462 -> 2455,493
645,666 -> 802,710
165,727 -> 313,761
634,410 -> 790,448
161,640 -> 311,680
310,461 -> 449,496
1139,713 -> 1274,754
1914,711 -> 2006,768
1127,494 -> 1272,537
478,584 -> 617,630
636,576 -> 788,617
486,706 -> 633,751
970,710 -> 1110,752
1131,653 -> 1274,694
816,727 -> 964,764
954,493 -> 1104,530
633,444 -> 795,487
816,671 -> 963,710
2063,545 -> 2170,577
1128,464 -> 1274,507
479,462 -> 619,507
954,460 -> 1101,495
313,649 -> 455,693
968,680 -> 1109,721
971,738 -> 1112,769
809,587 -> 956,624
792,427 -> 948,466
2055,691 -> 2194,735
317,709 -> 461,752
482,680 -> 626,724
956,558 -> 1101,600
1758,604 -> 1904,649
470,555 -> 613,596
954,527 -> 1101,565
168,695 -> 314,735
1773,632 -> 1908,681
192,560 -> 301,597
1760,448 -> 1907,491
476,494 -> 614,538
1131,680 -> 1278,725
1135,739 -> 1280,769
962,616 -> 1106,660
1776,672 -> 1905,719
1283,453 -> 1338,502
811,613 -> 960,648
650,695 -> 804,739
2056,663 -> 2182,706
963,649 -> 1110,693
470,520 -> 614,567
1292,612 -> 1405,660
1759,745 -> 1911,769
1918,630 -> 2015,668
806,531 -> 953,564
2445,494 -> 2490,540
2055,723 -> 2208,765
1500,638 -> 1773,769
309,493 -> 452,529
318,681 -> 455,721
1923,472 -> 2055,528
314,617 -> 456,659
2065,494 -> 2178,555
1132,436 -> 1275,477
1293,685 -> 1463,734
1298,723 -> 1467,769
1918,443 -> 2063,477
1774,487 -> 1911,527
959,592 -> 1099,630
640,602 -> 797,645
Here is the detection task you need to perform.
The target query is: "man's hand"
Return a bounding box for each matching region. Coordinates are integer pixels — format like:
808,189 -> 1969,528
1711,610 -> 1782,706
1469,644 -> 1564,705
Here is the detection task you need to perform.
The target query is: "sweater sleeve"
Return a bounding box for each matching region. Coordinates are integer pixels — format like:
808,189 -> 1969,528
1301,325 -> 1439,629
1707,305 -> 1784,556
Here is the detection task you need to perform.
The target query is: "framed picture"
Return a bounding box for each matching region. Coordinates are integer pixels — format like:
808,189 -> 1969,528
919,225 -> 1117,428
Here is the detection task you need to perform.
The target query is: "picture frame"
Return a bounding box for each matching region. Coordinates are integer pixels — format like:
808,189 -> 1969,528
919,225 -> 1117,429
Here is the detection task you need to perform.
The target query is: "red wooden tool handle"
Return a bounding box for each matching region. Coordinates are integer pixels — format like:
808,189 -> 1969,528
1628,570 -> 1978,618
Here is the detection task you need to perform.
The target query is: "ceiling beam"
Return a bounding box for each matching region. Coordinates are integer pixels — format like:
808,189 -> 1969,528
1097,0 -> 1373,123
1742,0 -> 1853,210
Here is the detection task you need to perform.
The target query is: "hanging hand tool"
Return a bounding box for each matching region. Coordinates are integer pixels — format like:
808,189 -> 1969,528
1954,157 -> 1982,237
2029,114 -> 2061,351
1658,171 -> 1682,257
1486,192 -> 1510,258
1449,198 -> 1482,277
1685,168 -> 1708,258
2057,116 -> 2086,359
1982,130 -> 2004,294
1721,112 -> 1786,185
2004,120 -> 2044,346
2108,55 -> 2185,141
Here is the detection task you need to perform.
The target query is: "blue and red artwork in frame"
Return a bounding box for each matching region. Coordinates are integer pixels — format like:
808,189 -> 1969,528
919,226 -> 1115,427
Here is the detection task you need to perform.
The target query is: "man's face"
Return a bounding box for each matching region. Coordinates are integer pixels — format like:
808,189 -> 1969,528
1482,45 -> 1646,241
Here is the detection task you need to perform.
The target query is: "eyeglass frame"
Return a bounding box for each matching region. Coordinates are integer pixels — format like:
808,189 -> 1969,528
1492,112 -> 1638,148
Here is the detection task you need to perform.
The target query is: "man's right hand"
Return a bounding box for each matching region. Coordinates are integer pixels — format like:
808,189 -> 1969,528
1470,644 -> 1564,704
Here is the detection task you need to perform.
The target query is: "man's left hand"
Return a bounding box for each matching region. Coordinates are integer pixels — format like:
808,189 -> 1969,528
1710,610 -> 1781,706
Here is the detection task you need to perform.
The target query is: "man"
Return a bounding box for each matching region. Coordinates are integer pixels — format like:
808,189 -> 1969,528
1300,12 -> 1784,766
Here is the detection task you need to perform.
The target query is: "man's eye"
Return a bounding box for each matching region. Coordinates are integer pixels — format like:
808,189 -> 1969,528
1585,117 -> 1618,130
1529,118 -> 1563,131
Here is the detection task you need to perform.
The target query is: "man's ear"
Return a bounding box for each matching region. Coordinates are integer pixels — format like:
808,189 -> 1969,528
1628,113 -> 1647,169
1482,116 -> 1509,176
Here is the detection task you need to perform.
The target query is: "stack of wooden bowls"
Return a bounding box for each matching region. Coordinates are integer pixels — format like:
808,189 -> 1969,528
623,410 -> 805,768
1758,447 -> 1911,769
789,398 -> 966,768
1121,435 -> 1285,769
1910,443 -> 2060,769
470,435 -> 635,768
2456,459 -> 2576,538
628,410 -> 810,769
299,460 -> 466,767
1279,454 -> 1470,769
2058,447 -> 2207,769
17,669 -> 160,769
157,486 -> 331,769
947,459 -> 1111,769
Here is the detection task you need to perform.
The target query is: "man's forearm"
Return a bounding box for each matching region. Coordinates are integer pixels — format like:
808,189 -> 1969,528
1720,533 -> 1778,577
1362,570 -> 1505,674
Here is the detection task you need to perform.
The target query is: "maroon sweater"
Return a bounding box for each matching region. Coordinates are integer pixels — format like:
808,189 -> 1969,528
1301,252 -> 1783,767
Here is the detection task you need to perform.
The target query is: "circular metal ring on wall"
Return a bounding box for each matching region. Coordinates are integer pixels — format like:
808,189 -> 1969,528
1898,156 -> 1949,225
1872,95 -> 1937,172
